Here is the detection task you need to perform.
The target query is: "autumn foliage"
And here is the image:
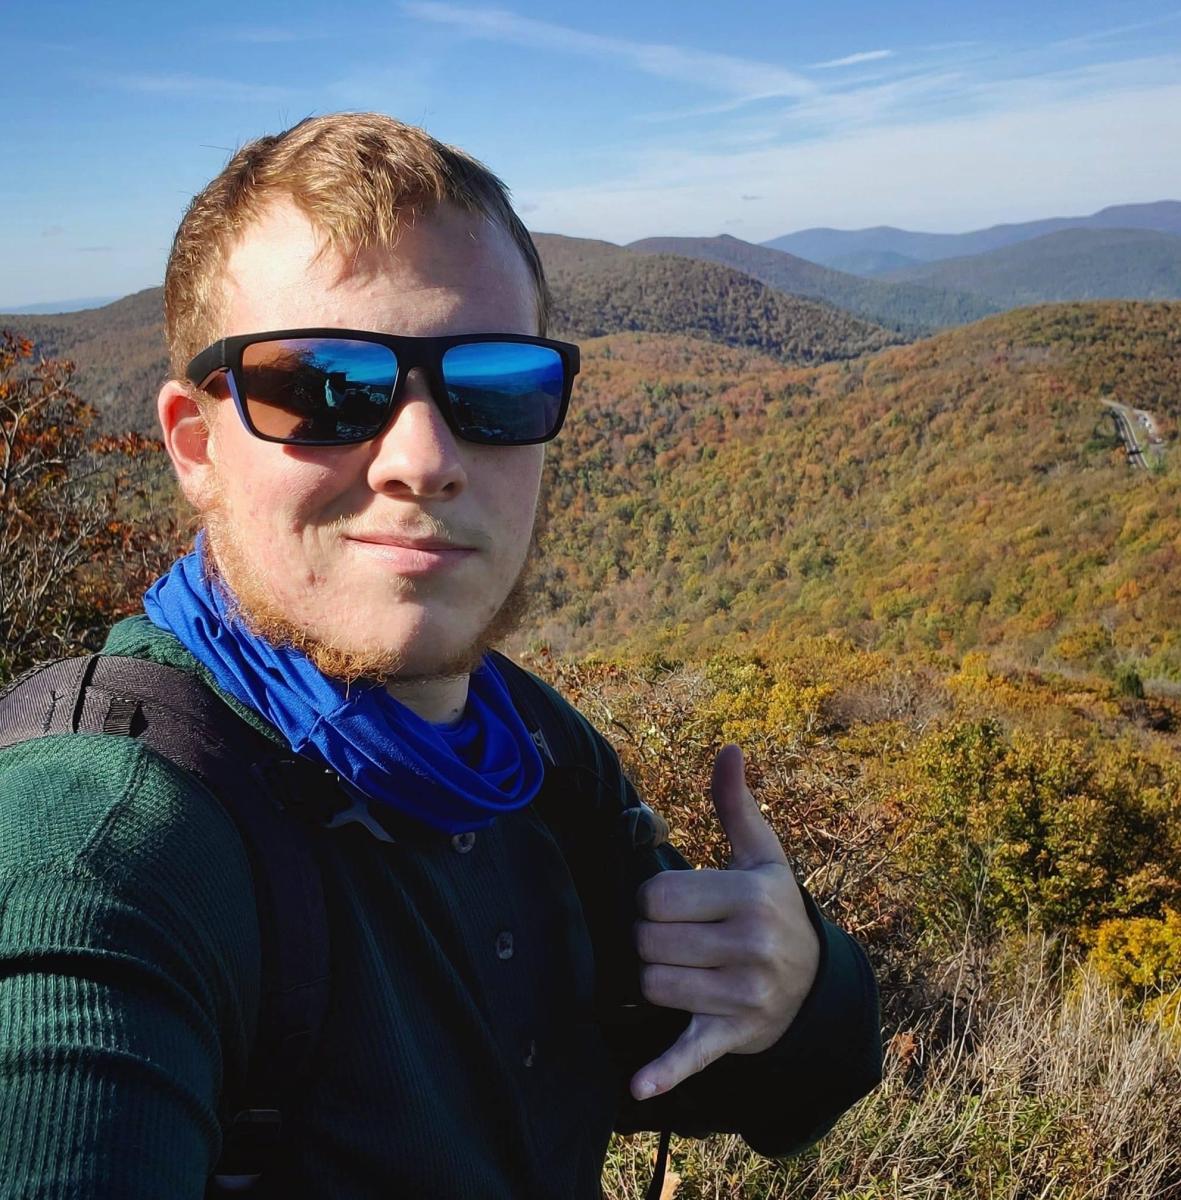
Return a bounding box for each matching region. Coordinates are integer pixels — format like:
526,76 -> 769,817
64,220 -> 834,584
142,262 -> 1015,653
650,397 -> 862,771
0,331 -> 183,680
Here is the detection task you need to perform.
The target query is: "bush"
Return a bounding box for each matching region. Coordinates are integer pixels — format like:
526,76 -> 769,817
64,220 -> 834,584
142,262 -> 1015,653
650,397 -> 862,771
0,331 -> 183,682
1088,910 -> 1181,1021
898,720 -> 1181,945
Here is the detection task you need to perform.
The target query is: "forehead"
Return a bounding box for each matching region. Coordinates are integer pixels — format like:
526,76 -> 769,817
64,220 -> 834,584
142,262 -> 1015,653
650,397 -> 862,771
221,199 -> 538,339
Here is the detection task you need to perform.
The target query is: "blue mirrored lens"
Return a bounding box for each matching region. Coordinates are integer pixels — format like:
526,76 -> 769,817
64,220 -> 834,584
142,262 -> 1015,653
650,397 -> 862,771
240,338 -> 397,441
441,342 -> 564,443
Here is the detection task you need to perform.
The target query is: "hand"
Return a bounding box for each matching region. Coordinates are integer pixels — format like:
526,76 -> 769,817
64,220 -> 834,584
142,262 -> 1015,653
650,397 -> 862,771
630,744 -> 820,1100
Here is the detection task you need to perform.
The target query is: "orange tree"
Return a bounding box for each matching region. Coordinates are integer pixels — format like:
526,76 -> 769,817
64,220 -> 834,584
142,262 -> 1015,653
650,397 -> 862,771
0,331 -> 183,682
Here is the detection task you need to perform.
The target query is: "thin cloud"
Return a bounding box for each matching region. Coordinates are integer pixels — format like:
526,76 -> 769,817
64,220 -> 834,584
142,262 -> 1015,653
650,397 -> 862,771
811,49 -> 894,69
41,225 -> 65,238
402,3 -> 815,103
514,60 -> 1181,242
1052,9 -> 1181,50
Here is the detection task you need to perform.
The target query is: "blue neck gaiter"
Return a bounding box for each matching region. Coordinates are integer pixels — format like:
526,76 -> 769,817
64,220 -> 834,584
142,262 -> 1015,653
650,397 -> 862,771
142,535 -> 544,834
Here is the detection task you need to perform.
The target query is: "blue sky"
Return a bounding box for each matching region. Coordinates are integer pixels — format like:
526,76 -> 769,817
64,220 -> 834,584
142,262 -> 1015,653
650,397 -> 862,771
3,0 -> 1181,307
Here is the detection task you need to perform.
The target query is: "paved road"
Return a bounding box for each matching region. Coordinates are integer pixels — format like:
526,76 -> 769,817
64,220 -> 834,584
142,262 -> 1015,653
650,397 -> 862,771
1100,400 -> 1151,470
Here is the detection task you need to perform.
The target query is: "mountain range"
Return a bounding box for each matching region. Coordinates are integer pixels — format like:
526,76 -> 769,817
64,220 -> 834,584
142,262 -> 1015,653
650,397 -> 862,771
4,242 -> 905,433
625,234 -> 997,331
764,200 -> 1181,272
4,202 -> 1181,437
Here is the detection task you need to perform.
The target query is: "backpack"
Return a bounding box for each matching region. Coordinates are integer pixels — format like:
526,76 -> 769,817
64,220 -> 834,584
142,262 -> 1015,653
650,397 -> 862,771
0,651 -> 673,1200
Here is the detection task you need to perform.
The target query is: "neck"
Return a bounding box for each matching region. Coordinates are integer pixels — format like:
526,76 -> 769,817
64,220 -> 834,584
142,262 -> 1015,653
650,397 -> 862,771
386,673 -> 471,725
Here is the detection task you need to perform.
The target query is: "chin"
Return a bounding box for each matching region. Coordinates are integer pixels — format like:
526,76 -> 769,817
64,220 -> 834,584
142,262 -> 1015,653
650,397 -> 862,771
302,610 -> 488,684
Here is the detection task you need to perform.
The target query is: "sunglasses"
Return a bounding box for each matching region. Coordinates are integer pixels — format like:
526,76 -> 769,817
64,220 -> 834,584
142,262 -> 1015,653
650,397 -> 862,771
185,328 -> 580,447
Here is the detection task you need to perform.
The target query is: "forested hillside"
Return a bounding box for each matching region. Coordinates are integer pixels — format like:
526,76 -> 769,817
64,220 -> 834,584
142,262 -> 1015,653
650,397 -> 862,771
546,252 -> 899,364
628,234 -> 997,331
885,228 -> 1181,305
530,302 -> 1181,682
4,288 -> 165,431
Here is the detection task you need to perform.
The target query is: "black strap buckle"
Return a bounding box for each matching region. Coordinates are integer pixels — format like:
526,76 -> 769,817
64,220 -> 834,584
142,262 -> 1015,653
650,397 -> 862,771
618,802 -> 669,851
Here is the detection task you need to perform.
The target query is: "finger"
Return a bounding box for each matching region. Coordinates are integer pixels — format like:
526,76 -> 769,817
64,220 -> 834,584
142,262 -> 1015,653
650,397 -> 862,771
712,744 -> 789,871
639,962 -> 750,1015
630,1015 -> 736,1100
634,919 -> 733,969
637,868 -> 755,922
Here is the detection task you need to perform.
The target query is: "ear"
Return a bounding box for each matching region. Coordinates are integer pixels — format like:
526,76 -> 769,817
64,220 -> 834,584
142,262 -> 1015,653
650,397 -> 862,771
158,379 -> 219,510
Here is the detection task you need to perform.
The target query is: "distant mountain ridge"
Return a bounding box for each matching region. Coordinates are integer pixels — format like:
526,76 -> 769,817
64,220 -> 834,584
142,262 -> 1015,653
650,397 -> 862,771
766,200 -> 1181,271
2,296 -> 119,315
626,234 -> 997,332
881,228 -> 1181,306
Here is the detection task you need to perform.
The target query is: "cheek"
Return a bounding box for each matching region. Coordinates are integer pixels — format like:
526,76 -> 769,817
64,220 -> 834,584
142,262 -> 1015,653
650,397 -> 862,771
485,449 -> 543,545
212,430 -> 351,533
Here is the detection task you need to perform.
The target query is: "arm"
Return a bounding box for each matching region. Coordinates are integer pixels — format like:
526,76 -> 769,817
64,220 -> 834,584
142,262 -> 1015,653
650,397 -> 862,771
0,735 -> 259,1198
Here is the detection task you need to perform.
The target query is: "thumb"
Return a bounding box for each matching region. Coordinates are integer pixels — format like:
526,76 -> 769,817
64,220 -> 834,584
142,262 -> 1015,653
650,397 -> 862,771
711,744 -> 788,871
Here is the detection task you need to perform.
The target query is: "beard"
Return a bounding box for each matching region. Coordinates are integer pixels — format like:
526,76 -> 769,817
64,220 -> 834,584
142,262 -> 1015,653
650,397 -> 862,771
202,504 -> 542,687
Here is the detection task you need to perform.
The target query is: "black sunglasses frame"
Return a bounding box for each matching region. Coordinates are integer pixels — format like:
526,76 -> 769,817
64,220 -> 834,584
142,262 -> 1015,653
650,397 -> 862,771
184,328 -> 580,447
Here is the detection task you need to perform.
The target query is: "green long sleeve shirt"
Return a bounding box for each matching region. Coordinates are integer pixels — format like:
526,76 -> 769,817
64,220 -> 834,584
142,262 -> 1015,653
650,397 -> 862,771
0,617 -> 881,1198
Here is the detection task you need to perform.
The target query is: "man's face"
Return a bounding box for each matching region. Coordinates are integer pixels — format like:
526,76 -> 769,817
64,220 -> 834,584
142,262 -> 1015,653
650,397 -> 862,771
196,199 -> 545,681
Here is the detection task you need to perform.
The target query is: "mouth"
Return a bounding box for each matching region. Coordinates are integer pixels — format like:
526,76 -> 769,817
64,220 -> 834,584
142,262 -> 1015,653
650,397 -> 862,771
343,530 -> 478,575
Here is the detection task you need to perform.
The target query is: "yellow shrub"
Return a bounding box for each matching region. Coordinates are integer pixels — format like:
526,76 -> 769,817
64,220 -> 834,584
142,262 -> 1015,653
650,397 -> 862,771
1145,989 -> 1181,1040
1087,910 -> 1181,1004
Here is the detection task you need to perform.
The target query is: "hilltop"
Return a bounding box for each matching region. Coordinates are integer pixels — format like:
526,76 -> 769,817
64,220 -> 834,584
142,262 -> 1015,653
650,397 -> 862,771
627,234 -> 996,332
543,251 -> 898,364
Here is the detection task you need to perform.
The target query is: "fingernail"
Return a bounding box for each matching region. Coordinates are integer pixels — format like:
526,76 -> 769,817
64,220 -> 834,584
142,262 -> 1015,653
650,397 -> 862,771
636,1080 -> 658,1100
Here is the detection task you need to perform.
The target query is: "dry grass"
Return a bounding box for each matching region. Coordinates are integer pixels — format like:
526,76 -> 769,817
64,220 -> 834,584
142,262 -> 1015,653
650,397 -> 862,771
603,938 -> 1181,1200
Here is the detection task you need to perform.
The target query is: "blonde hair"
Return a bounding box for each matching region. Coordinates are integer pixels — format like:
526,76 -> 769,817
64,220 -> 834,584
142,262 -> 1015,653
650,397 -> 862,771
163,112 -> 550,375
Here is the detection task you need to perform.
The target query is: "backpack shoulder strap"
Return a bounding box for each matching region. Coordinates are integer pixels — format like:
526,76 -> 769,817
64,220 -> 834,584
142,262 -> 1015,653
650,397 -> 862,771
488,650 -> 668,849
0,654 -> 331,1194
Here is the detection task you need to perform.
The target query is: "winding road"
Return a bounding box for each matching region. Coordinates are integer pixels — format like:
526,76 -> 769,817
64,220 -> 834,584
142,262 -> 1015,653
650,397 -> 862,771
1100,400 -> 1159,470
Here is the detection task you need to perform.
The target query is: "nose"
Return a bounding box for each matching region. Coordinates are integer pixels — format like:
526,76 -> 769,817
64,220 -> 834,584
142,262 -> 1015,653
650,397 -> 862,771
366,368 -> 467,498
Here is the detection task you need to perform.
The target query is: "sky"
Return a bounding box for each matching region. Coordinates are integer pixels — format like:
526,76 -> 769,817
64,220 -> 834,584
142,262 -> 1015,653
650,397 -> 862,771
2,0 -> 1181,307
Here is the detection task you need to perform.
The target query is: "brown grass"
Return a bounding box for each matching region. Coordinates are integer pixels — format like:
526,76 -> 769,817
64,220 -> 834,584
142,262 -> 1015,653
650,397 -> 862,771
603,937 -> 1181,1199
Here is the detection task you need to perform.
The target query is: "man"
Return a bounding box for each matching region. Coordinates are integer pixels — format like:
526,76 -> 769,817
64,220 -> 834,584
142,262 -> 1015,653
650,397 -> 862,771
0,114 -> 881,1197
